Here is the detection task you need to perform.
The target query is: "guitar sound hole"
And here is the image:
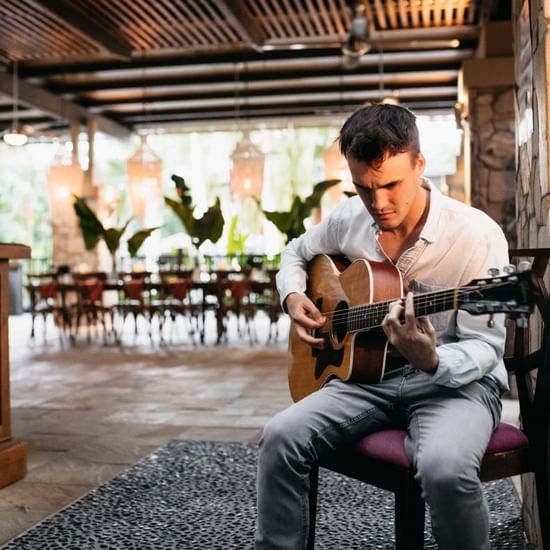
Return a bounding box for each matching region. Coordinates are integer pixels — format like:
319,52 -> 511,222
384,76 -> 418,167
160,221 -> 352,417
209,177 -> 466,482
332,301 -> 349,344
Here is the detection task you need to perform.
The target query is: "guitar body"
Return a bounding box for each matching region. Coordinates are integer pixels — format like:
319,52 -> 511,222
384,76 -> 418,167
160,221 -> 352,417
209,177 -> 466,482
288,255 -> 403,402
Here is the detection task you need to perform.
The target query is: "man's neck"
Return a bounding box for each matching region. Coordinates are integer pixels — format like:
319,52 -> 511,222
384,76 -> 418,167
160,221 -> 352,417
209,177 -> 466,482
378,187 -> 430,261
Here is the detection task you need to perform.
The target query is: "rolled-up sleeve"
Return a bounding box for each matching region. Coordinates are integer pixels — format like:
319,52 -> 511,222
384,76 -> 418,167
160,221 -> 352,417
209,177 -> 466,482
431,226 -> 510,388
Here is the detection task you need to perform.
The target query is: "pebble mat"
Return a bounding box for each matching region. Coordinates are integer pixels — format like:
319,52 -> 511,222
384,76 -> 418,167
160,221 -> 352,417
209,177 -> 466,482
1,440 -> 533,549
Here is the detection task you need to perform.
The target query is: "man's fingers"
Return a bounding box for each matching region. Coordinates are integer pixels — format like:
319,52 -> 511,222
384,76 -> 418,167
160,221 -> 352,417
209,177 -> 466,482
296,325 -> 325,347
417,316 -> 435,335
403,292 -> 415,325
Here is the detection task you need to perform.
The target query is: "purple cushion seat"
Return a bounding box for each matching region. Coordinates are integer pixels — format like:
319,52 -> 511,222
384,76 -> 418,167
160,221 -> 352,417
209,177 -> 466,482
485,422 -> 529,454
353,422 -> 529,469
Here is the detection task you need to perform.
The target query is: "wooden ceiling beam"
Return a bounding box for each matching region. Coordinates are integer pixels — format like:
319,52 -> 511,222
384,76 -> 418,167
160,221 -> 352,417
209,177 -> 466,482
216,0 -> 266,49
0,71 -> 130,138
29,0 -> 133,59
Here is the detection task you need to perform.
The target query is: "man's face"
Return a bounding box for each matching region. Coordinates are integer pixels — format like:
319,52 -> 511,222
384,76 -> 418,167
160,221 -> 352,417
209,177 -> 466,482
346,151 -> 426,231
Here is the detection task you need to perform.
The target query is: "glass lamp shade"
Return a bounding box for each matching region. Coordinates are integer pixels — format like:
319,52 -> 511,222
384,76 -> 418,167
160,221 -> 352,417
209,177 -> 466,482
126,137 -> 163,224
47,153 -> 84,220
230,131 -> 265,199
3,127 -> 27,146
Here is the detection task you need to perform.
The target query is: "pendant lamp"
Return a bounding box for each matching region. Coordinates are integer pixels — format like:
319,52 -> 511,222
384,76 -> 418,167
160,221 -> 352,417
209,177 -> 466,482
230,130 -> 265,199
126,135 -> 163,224
3,60 -> 28,146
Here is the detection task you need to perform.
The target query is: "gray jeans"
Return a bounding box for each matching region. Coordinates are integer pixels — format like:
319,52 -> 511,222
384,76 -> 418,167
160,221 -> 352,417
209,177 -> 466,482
255,365 -> 502,549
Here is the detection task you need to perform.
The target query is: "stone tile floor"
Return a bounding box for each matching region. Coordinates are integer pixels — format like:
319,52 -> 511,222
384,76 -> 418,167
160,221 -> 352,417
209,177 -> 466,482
0,311 -> 520,545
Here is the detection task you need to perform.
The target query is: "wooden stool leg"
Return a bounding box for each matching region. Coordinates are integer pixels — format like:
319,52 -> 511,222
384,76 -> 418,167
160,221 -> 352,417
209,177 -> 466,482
395,475 -> 425,550
307,464 -> 319,550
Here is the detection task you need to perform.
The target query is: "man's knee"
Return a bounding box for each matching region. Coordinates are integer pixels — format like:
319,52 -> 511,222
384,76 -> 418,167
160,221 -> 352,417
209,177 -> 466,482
415,449 -> 480,499
260,411 -> 305,456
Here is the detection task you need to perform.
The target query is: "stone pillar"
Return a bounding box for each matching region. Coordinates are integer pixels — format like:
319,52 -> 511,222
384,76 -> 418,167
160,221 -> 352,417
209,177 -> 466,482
468,88 -> 517,246
513,1 -> 550,547
460,24 -> 517,245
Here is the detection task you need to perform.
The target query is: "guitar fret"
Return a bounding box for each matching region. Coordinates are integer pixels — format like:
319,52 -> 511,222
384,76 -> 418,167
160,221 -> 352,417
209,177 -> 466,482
346,289 -> 460,332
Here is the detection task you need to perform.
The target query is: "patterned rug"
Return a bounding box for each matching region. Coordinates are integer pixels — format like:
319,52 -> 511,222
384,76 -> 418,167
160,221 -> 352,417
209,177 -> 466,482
1,440 -> 533,549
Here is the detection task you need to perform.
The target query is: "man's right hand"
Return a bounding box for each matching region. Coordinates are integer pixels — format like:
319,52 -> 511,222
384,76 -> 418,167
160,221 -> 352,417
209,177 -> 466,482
284,292 -> 327,348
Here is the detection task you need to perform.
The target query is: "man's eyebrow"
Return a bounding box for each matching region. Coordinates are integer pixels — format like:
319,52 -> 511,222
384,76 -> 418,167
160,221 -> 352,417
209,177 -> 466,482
353,179 -> 402,189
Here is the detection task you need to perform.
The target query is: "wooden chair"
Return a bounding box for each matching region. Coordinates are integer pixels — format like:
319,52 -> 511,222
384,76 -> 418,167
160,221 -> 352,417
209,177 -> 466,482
156,269 -> 197,344
219,276 -> 255,344
251,269 -> 282,344
116,271 -> 154,342
70,271 -> 117,343
307,248 -> 550,550
26,272 -> 68,340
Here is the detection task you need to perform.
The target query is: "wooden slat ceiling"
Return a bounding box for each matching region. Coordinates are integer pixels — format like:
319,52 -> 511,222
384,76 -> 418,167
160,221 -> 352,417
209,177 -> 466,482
0,0 -> 508,139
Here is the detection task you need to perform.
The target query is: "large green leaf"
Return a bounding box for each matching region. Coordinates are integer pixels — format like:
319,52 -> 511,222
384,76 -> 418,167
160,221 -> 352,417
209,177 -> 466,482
165,175 -> 225,250
190,197 -> 224,248
302,179 -> 341,212
262,179 -> 340,243
127,226 -> 160,257
164,196 -> 194,234
264,196 -> 301,234
103,219 -> 131,255
73,196 -> 104,250
171,174 -> 193,209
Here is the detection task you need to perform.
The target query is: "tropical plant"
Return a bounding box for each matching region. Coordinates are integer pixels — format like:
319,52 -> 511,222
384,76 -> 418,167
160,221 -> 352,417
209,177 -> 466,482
226,215 -> 248,256
73,196 -> 159,272
261,179 -> 341,243
164,174 -> 224,256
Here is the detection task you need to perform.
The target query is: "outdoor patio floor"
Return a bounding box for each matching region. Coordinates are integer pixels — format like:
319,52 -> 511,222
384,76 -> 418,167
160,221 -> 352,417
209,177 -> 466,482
0,311 -> 520,545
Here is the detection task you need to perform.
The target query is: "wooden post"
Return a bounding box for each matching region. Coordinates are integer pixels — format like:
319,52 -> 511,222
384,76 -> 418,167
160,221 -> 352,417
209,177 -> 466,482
0,243 -> 30,488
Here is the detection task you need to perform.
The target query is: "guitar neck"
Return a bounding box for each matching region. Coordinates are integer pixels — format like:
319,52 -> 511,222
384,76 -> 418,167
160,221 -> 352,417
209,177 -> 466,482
346,288 -> 459,332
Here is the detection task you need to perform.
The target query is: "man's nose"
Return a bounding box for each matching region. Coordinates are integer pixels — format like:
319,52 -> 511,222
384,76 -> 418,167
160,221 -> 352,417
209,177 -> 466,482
371,190 -> 386,210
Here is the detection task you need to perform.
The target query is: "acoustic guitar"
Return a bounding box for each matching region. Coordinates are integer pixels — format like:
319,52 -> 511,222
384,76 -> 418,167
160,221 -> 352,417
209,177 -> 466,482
288,254 -> 534,402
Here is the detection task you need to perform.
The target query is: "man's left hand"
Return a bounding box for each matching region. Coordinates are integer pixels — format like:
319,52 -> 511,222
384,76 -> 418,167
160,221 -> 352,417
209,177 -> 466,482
382,291 -> 439,373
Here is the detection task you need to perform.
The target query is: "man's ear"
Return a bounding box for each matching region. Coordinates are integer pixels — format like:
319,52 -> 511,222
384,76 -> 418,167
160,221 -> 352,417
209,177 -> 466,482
415,153 -> 426,177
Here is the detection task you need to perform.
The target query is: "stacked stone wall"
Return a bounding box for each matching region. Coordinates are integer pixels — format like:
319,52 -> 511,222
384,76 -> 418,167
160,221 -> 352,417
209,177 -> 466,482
513,0 -> 550,547
469,88 -> 517,246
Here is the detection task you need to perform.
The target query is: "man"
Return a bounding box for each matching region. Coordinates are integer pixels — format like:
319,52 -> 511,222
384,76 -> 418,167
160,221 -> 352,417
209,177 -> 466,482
255,103 -> 509,549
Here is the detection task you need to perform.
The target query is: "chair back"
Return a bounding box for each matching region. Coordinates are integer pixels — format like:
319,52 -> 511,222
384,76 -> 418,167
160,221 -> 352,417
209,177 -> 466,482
506,249 -> 550,483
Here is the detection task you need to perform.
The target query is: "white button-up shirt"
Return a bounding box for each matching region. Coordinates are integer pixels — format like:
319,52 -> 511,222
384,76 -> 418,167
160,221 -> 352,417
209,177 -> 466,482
277,179 -> 510,391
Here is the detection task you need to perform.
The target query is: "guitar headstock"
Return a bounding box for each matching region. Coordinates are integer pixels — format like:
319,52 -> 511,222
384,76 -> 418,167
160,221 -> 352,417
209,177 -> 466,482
458,269 -> 535,318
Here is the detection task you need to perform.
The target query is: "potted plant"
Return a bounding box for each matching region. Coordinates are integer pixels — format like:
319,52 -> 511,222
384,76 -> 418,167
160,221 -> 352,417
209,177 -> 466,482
73,196 -> 159,272
164,175 -> 225,264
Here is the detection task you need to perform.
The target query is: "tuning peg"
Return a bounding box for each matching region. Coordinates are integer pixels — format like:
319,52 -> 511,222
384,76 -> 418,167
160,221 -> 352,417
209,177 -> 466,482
487,268 -> 500,277
518,261 -> 532,272
486,315 -> 495,328
503,264 -> 516,274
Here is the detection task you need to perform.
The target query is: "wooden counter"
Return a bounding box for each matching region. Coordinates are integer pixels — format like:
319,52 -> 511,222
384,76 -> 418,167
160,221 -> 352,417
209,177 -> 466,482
0,243 -> 30,488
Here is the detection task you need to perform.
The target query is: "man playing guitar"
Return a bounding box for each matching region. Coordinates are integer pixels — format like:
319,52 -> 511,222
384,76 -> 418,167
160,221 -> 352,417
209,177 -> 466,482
255,103 -> 509,550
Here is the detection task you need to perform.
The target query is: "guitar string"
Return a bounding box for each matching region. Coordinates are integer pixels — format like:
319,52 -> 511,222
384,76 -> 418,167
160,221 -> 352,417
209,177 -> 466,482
333,291 -> 508,329
321,282 -> 518,329
324,279 -> 518,321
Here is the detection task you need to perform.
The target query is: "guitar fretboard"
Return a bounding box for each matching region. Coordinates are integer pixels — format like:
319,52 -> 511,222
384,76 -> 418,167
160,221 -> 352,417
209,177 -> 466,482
344,288 -> 459,332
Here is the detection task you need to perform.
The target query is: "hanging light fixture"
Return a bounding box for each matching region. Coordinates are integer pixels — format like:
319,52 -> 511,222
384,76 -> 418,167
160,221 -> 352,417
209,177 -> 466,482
126,135 -> 163,224
230,130 -> 265,199
229,62 -> 265,199
342,0 -> 371,69
47,145 -> 84,235
3,60 -> 28,146
376,44 -> 400,105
